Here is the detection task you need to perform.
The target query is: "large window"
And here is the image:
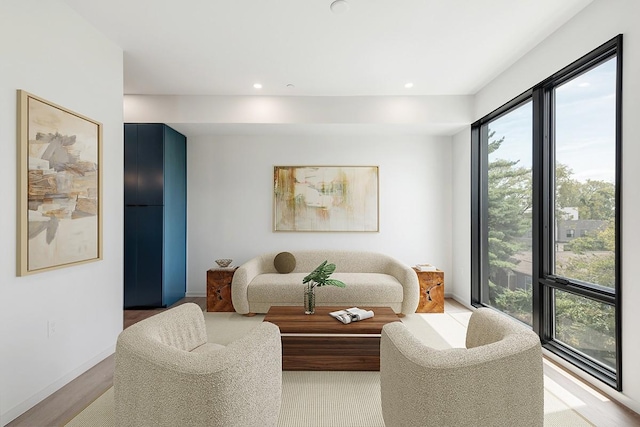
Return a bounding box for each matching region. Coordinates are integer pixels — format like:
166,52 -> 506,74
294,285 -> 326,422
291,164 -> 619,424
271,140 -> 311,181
471,36 -> 622,389
481,101 -> 533,325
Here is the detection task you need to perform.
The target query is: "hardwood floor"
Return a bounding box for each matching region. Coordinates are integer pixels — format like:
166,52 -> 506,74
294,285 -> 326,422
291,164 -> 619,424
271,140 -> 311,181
6,297 -> 640,426
543,357 -> 640,426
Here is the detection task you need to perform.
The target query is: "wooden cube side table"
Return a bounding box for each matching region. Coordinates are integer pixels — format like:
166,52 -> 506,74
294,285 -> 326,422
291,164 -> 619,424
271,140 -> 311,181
413,268 -> 444,313
206,267 -> 238,312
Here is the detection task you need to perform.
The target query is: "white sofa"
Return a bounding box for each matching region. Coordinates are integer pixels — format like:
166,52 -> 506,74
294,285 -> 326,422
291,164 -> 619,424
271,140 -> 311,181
231,250 -> 419,315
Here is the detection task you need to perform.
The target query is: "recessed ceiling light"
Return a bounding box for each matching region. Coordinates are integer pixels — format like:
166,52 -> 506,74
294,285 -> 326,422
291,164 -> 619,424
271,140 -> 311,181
286,84 -> 295,88
404,82 -> 414,89
330,0 -> 349,14
253,83 -> 262,89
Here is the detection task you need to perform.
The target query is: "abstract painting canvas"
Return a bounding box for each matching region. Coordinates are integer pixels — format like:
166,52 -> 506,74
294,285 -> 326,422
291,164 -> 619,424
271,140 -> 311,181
17,90 -> 103,275
274,166 -> 379,232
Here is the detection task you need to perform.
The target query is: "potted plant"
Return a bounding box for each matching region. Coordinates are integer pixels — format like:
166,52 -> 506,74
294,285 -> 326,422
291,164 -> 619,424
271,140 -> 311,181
302,260 -> 346,314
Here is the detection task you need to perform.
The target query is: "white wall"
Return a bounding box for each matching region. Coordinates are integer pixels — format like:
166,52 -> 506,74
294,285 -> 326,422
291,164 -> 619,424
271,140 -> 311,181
0,1 -> 123,424
450,127 -> 471,306
186,133 -> 452,296
469,0 -> 640,411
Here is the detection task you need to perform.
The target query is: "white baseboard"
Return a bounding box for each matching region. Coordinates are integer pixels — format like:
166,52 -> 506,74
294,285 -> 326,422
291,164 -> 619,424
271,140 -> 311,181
1,345 -> 115,425
186,292 -> 206,298
449,294 -> 476,311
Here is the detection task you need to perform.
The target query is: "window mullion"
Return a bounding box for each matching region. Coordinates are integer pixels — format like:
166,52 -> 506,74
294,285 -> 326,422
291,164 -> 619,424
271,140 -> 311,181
531,87 -> 544,336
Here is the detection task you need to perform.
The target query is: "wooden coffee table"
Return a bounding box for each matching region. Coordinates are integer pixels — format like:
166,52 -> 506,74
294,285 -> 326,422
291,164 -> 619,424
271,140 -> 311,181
263,306 -> 400,371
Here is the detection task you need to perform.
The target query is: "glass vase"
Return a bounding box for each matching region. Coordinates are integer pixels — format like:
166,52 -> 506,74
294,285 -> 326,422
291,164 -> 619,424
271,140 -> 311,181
304,286 -> 316,314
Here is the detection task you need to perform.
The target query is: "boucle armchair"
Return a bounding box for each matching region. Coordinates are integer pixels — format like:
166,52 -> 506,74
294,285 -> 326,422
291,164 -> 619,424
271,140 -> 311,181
114,303 -> 282,427
380,307 -> 543,427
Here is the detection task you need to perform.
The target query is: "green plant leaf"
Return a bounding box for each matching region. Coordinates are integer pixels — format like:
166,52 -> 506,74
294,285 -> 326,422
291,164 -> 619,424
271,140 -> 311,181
324,278 -> 346,288
303,260 -> 328,284
302,261 -> 346,288
323,263 -> 337,275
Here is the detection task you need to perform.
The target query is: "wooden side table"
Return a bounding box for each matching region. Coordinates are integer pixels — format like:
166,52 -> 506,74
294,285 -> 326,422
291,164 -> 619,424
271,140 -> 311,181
206,267 -> 238,312
413,268 -> 444,313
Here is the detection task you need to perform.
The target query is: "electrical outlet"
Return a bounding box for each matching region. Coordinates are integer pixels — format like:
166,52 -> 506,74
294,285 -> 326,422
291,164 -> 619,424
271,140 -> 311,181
47,320 -> 57,338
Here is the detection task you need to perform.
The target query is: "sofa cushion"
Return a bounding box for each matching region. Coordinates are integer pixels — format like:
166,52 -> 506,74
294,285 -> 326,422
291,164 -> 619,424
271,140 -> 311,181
248,273 -> 403,304
274,251 -> 296,273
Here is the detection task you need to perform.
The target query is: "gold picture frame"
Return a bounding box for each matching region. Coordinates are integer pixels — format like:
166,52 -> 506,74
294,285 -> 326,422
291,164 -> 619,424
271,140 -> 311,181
17,90 -> 103,276
273,166 -> 379,232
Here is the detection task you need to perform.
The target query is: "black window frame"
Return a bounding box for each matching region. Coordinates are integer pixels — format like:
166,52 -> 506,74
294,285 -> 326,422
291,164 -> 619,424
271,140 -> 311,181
471,35 -> 622,390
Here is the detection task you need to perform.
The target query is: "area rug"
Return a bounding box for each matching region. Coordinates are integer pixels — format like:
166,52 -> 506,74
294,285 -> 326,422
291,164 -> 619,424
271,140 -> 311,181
65,312 -> 592,426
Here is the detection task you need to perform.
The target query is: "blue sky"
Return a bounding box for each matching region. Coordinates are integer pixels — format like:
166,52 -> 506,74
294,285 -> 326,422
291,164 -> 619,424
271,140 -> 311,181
488,57 -> 617,184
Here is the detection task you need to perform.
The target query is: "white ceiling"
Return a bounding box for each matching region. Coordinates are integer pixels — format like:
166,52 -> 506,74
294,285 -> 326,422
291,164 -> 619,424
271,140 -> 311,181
62,0 -> 593,97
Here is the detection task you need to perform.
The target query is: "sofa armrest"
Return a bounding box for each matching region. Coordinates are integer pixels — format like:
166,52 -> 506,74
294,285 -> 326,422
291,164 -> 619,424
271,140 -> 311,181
384,258 -> 420,314
231,253 -> 275,314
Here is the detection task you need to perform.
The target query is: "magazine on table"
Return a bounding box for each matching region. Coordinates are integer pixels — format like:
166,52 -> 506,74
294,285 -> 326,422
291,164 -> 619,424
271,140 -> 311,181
329,307 -> 375,324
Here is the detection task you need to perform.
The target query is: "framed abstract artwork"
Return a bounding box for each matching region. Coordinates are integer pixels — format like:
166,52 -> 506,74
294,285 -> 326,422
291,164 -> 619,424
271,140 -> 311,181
273,166 -> 379,232
17,90 -> 103,276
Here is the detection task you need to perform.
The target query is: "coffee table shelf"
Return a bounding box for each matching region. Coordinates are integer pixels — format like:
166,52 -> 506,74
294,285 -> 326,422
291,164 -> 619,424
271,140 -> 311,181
264,306 -> 400,371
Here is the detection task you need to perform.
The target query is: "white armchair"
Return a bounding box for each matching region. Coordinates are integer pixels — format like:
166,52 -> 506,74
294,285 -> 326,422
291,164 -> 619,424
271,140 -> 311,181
114,303 -> 282,427
380,307 -> 543,427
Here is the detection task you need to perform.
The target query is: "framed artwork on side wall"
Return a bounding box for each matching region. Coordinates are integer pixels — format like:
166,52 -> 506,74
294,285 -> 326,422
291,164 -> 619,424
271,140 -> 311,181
17,90 -> 103,276
273,165 -> 379,232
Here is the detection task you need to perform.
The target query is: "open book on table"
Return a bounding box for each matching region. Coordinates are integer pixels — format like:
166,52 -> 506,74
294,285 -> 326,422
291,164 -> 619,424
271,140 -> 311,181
329,307 -> 375,324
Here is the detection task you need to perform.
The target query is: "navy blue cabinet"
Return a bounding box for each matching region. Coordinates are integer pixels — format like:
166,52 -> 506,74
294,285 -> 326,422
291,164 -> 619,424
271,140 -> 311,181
124,124 -> 186,308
